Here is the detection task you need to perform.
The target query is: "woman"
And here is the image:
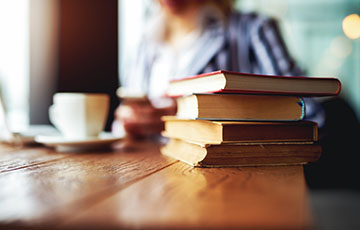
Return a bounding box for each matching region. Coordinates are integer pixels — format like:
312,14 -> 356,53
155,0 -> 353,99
113,0 -> 323,137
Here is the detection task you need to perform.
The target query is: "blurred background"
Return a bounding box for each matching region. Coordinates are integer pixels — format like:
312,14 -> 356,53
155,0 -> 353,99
120,0 -> 360,119
0,0 -> 359,131
0,0 -> 119,132
0,0 -> 359,228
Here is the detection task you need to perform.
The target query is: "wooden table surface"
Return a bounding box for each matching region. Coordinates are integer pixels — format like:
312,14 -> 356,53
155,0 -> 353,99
0,139 -> 313,229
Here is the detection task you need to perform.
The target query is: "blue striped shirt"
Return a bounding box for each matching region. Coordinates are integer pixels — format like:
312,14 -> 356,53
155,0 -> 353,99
121,10 -> 324,127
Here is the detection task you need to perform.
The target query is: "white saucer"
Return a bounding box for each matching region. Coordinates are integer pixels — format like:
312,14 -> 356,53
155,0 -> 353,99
35,132 -> 124,152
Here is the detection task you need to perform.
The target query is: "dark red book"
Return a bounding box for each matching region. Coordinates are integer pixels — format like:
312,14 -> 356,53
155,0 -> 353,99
166,70 -> 341,97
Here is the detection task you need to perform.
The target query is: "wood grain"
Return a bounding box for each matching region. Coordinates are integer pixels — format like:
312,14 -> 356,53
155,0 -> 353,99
0,140 -> 313,230
0,144 -> 68,173
65,162 -> 313,229
0,141 -> 175,225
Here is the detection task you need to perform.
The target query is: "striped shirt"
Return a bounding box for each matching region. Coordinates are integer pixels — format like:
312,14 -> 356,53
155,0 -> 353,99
121,10 -> 324,127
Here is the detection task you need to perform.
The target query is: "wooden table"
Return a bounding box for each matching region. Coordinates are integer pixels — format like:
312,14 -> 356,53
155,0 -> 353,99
0,139 -> 313,229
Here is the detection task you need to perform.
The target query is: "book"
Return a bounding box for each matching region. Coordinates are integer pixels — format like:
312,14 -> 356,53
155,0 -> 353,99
167,70 -> 341,97
176,94 -> 305,121
161,116 -> 318,144
161,138 -> 322,167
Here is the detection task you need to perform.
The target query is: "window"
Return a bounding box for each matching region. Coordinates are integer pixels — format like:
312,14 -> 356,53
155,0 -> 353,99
0,0 -> 29,131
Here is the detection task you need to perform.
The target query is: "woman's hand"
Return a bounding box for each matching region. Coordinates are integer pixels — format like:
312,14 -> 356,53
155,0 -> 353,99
112,97 -> 176,138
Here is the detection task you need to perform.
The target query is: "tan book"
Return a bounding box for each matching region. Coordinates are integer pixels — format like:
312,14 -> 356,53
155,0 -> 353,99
176,94 -> 305,121
161,138 -> 322,167
162,116 -> 318,144
167,70 -> 341,97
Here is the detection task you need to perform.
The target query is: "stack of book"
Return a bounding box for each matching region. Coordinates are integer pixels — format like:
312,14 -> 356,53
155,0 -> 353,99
161,70 -> 341,167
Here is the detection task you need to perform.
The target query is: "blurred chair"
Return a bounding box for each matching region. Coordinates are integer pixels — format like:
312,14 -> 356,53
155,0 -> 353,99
304,96 -> 360,190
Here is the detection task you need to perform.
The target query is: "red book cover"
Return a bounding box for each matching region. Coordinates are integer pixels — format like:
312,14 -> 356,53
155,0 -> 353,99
167,70 -> 341,97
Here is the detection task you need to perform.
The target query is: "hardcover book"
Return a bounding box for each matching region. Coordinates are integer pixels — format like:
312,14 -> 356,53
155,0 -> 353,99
161,138 -> 322,167
167,70 -> 341,97
176,94 -> 305,121
162,116 -> 318,144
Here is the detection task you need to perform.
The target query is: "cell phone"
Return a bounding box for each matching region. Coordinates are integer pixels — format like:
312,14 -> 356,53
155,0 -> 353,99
116,87 -> 150,104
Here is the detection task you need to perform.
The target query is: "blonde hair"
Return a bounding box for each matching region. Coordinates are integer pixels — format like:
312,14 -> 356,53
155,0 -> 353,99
209,0 -> 235,15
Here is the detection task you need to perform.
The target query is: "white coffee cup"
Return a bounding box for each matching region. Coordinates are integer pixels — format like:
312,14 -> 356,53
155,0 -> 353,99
49,93 -> 110,139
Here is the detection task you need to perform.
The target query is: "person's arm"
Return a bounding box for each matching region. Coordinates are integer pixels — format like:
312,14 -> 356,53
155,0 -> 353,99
115,34 -> 169,138
249,16 -> 326,128
112,97 -> 177,138
249,17 -> 303,76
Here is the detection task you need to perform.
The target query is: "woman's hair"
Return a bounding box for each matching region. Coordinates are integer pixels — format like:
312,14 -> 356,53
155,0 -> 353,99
209,0 -> 235,15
